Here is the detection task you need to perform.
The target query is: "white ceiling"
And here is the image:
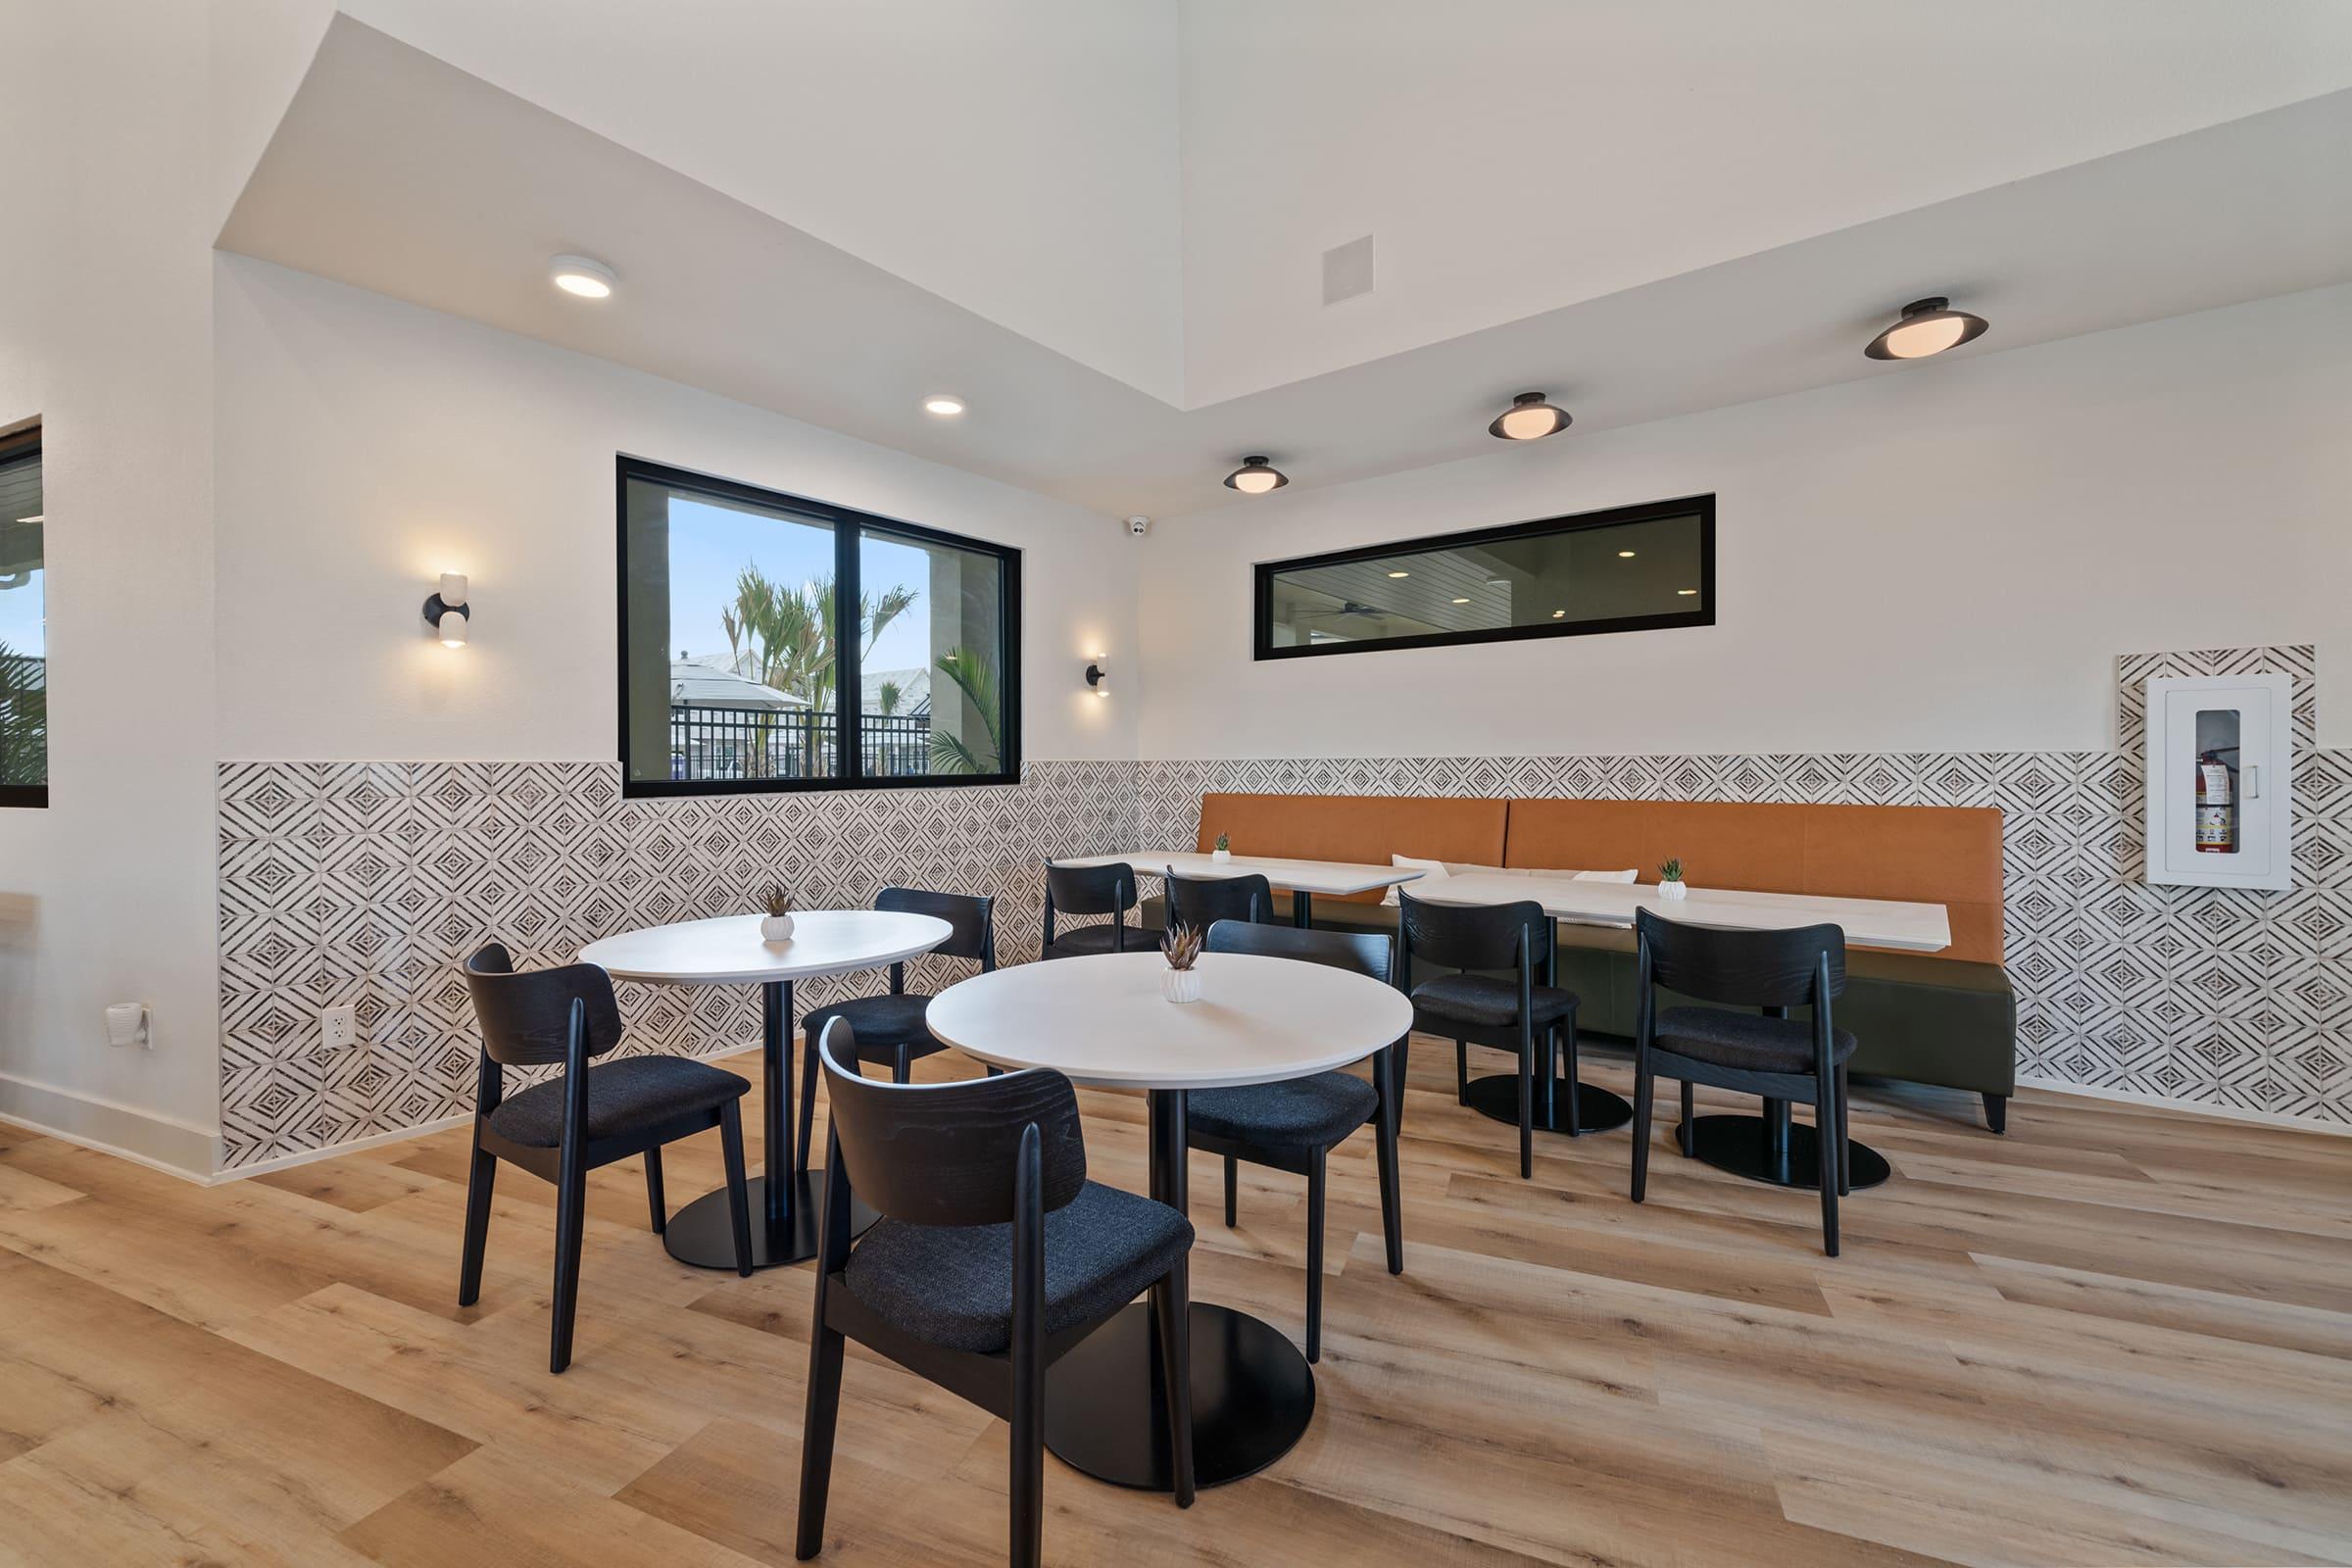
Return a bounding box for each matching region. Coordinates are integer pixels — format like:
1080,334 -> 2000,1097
219,10 -> 2352,520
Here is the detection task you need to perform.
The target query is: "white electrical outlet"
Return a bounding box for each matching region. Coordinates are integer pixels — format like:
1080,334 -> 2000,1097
321,1004 -> 358,1050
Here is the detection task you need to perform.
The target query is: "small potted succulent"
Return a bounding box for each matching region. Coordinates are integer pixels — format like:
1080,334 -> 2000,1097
1211,831 -> 1233,864
760,883 -> 797,942
1161,922 -> 1204,1003
1657,858 -> 1689,902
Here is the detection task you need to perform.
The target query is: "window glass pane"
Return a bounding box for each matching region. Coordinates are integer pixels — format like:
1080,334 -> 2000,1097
861,526 -> 1007,779
0,432 -> 43,800
623,474 -> 838,784
1260,499 -> 1710,656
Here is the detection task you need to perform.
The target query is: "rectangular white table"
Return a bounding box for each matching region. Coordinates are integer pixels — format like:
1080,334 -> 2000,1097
1413,872 -> 1953,954
1053,851 -> 1423,928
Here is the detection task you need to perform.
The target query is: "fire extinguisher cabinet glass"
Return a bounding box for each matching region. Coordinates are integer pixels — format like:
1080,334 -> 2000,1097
2142,672 -> 2293,892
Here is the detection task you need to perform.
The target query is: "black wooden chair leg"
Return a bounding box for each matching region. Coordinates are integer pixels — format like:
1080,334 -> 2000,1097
719,1100 -> 755,1277
644,1146 -> 666,1234
892,1044 -> 911,1085
1222,1154 -> 1237,1228
1817,1083 -> 1840,1257
458,1136 -> 496,1307
794,1321 -> 845,1560
1375,1069 -> 1403,1276
796,1034 -> 821,1176
1152,1260 -> 1197,1509
1631,1060 -> 1653,1202
1305,1151 -> 1327,1363
549,1163 -> 587,1374
1455,1039 -> 1469,1104
1516,1031 -> 1534,1179
1008,1337 -> 1046,1567
1678,1080 -> 1695,1155
1837,1064 -> 1851,1197
1982,1091 -> 2007,1135
1562,1019 -> 1584,1136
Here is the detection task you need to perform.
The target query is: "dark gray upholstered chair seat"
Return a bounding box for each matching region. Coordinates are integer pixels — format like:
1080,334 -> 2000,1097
843,1181 -> 1194,1354
487,1055 -> 750,1148
800,992 -> 937,1053
1655,1005 -> 1858,1073
1044,922 -> 1163,959
1411,973 -> 1578,1029
1188,1072 -> 1378,1151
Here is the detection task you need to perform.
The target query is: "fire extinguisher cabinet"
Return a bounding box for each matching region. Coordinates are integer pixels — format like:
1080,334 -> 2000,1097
2142,672 -> 2294,891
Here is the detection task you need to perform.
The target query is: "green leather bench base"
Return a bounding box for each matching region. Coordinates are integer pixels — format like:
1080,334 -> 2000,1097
1144,893 -> 2016,1101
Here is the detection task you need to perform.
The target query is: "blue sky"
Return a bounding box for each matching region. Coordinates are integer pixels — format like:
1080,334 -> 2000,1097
666,497 -> 935,675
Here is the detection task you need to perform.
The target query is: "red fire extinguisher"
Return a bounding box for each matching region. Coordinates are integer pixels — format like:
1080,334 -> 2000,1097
2195,750 -> 2236,854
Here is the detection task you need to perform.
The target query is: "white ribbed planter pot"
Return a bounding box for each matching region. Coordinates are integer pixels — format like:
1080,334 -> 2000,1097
760,913 -> 797,943
1162,968 -> 1202,1004
1657,881 -> 1688,902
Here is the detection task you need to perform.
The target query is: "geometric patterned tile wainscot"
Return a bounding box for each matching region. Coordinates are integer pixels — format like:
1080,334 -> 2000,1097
218,760 -> 1138,1167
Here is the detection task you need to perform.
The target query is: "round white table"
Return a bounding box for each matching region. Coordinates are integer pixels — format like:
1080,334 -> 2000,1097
581,910 -> 951,1270
925,950 -> 1412,1491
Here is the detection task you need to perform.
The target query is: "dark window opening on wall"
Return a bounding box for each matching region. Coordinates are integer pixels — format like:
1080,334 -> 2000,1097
1253,493 -> 1715,661
617,458 -> 1021,796
0,422 -> 44,809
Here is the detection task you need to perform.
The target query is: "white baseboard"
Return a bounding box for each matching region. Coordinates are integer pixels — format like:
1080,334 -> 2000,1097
212,1111 -> 475,1182
0,1070 -> 221,1183
2017,1072 -> 2351,1137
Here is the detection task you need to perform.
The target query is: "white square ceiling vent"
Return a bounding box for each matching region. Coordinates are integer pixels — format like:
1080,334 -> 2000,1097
1322,234 -> 1375,305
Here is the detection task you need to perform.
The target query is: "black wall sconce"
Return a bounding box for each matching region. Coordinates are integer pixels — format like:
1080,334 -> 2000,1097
1085,660 -> 1108,694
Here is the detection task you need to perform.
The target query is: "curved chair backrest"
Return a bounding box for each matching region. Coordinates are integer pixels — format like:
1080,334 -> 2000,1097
1166,870 -> 1272,933
817,1019 -> 1086,1227
1635,907 -> 1845,1009
1204,918 -> 1392,987
465,943 -> 624,1066
877,886 -> 996,969
1397,892 -> 1551,973
1045,861 -> 1139,917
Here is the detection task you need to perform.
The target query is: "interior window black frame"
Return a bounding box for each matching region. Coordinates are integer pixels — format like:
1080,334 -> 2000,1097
0,423 -> 43,810
615,456 -> 1022,797
1252,493 -> 1716,662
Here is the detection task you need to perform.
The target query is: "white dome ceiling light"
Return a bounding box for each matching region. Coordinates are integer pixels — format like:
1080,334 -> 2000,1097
549,254 -> 617,299
1864,296 -> 1988,360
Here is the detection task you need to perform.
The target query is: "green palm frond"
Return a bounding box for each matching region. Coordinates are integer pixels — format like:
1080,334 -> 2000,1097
930,645 -> 1003,775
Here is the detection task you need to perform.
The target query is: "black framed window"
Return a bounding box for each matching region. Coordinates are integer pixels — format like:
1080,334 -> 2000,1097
1254,493 -> 1714,661
0,423 -> 44,809
617,458 -> 1021,796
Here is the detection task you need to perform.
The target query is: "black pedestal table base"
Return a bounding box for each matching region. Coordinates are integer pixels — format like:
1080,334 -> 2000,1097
662,1171 -> 876,1270
1045,1301 -> 1315,1490
1675,1113 -> 1891,1191
1464,1073 -> 1635,1135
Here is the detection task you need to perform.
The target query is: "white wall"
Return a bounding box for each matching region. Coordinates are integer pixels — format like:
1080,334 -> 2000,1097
213,257 -> 1138,765
0,0 -> 224,1171
1139,284 -> 2352,760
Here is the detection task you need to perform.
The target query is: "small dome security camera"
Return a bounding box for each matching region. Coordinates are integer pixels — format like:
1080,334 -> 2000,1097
1125,514 -> 1151,537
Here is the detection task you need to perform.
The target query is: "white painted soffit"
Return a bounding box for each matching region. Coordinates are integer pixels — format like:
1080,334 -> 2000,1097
221,20 -> 2352,520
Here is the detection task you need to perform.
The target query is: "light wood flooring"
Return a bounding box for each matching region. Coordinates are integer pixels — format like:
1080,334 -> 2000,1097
2,1043 -> 2349,1567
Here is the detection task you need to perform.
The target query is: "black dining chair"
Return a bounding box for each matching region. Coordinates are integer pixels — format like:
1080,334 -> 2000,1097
1397,891 -> 1581,1179
1192,920 -> 1403,1362
797,1019 -> 1197,1567
1631,907 -> 1855,1255
1041,860 -> 1160,959
794,887 -> 998,1179
1162,867 -> 1273,932
459,943 -> 754,1373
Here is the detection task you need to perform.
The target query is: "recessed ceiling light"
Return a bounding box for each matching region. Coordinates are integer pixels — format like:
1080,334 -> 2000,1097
1617,550 -> 1637,559
1677,588 -> 1698,596
1224,456 -> 1289,495
1551,610 -> 1566,618
1451,597 -> 1471,605
1489,391 -> 1572,441
923,395 -> 966,416
548,254 -> 616,299
1387,569 -> 1409,578
1865,295 -> 1987,361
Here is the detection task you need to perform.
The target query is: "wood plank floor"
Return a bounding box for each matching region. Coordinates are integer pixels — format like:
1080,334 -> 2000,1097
3,1044 -> 2349,1567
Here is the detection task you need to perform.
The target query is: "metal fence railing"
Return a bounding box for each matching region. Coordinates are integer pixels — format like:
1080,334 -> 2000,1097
669,703 -> 932,781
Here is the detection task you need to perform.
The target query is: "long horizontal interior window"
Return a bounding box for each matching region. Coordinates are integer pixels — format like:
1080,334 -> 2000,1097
619,458 -> 1021,795
0,423 -> 44,808
1255,494 -> 1714,661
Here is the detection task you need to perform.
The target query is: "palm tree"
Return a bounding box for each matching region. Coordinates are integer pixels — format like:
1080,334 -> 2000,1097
726,566 -> 920,774
0,640 -> 45,787
931,646 -> 1003,775
875,679 -> 903,716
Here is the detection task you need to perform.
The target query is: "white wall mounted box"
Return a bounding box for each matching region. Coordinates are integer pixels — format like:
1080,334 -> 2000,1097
2143,672 -> 2293,891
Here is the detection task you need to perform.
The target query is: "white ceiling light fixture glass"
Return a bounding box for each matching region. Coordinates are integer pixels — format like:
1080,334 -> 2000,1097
1864,296 -> 1988,360
1224,456 -> 1289,495
923,395 -> 966,416
1488,391 -> 1572,441
549,254 -> 616,299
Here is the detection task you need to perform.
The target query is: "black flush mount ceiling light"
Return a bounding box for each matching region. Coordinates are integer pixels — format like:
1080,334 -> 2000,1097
1224,456 -> 1289,494
1488,391 -> 1572,441
1864,296 -> 1988,361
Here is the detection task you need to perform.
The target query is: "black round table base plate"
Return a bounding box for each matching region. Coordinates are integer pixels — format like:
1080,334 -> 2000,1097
1463,1074 -> 1635,1135
1045,1302 -> 1313,1492
662,1171 -> 875,1270
1674,1114 -> 1890,1191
